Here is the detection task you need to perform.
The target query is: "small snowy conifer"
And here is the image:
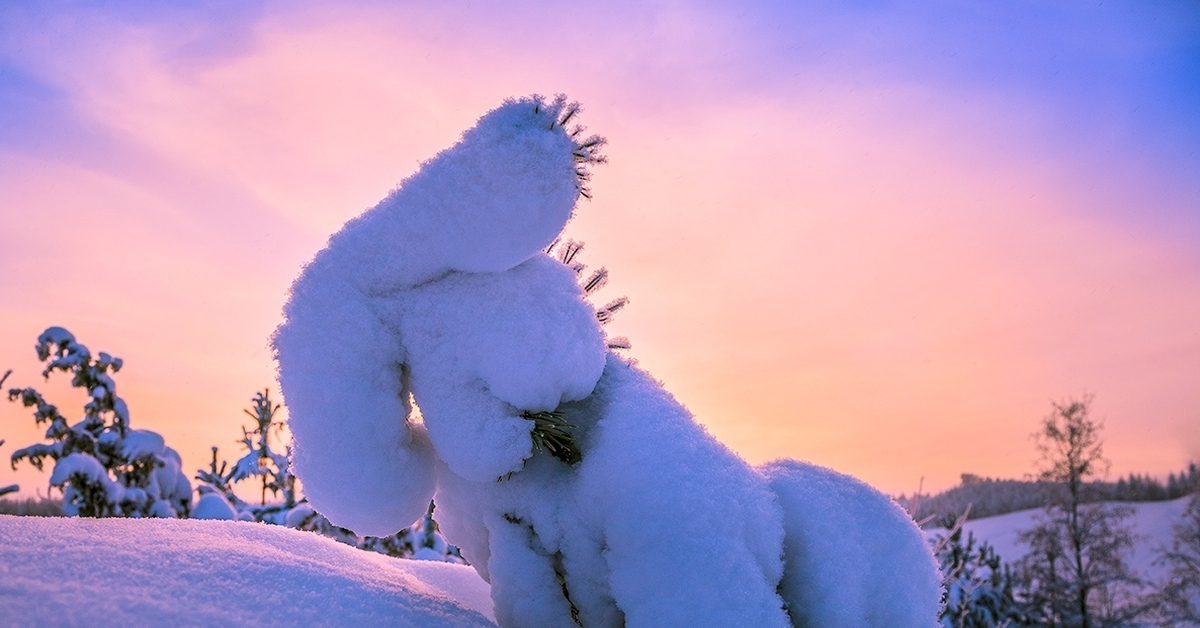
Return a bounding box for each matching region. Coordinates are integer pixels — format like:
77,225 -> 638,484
197,389 -> 464,562
228,390 -> 295,512
7,328 -> 191,517
933,510 -> 1035,627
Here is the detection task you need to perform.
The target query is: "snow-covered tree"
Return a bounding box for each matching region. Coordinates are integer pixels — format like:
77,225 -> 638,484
6,327 -> 191,518
191,445 -> 248,520
191,390 -> 294,524
933,511 -> 1035,627
273,94 -> 943,627
194,389 -> 464,562
228,389 -> 294,509
1148,492 -> 1200,626
358,501 -> 466,563
1014,395 -> 1142,628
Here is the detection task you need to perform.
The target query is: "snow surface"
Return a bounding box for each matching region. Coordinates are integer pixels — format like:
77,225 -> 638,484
0,515 -> 496,626
958,496 -> 1193,581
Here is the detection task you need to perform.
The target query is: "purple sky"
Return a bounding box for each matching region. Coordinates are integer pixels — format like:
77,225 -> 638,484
1,0 -> 1198,497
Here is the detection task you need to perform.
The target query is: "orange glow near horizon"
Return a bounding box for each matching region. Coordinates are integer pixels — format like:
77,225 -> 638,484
1,1 -> 1198,498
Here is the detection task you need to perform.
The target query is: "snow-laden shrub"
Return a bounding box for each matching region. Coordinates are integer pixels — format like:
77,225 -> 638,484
7,327 -> 191,517
193,389 -> 463,563
931,511 -> 1035,627
192,389 -> 297,525
227,389 -> 295,515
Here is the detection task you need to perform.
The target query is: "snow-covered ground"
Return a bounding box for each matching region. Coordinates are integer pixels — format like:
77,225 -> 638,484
4,499 -> 1189,625
960,496 -> 1191,582
0,515 -> 496,626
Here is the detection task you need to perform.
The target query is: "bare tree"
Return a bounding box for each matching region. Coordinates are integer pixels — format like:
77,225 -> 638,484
1015,395 -> 1142,628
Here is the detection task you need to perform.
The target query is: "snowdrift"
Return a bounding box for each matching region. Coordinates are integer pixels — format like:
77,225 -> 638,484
0,515 -> 496,627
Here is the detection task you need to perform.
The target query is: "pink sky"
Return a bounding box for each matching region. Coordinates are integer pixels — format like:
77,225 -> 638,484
1,1 -> 1198,497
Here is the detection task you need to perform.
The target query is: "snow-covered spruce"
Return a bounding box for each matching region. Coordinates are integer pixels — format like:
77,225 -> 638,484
274,95 -> 942,627
929,510 -> 1033,627
7,328 -> 191,518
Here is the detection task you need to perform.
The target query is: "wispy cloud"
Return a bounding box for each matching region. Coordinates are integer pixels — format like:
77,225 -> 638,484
0,0 -> 1196,494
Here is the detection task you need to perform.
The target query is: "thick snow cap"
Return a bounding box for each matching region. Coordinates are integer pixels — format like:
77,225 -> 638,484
760,460 -> 944,628
417,94 -> 605,274
316,94 -> 607,291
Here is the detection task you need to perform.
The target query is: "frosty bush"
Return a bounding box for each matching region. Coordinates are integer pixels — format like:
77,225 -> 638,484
193,389 -> 463,563
933,510 -> 1035,627
195,388 -> 298,524
6,327 -> 191,517
229,389 -> 295,511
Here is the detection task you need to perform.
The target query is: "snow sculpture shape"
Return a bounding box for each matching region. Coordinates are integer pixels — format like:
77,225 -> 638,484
274,95 -> 943,628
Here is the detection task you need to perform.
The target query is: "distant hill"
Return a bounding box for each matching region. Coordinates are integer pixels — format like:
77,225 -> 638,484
954,496 -> 1192,583
900,463 -> 1199,524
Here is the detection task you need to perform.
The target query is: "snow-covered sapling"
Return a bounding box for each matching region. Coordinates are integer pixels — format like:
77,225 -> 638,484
931,510 -> 1033,627
193,389 -> 294,523
275,95 -> 942,627
229,389 -> 294,508
7,328 -> 191,517
193,388 -> 465,562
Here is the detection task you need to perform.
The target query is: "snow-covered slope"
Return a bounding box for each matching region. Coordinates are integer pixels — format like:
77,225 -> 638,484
0,515 -> 496,626
960,496 -> 1191,581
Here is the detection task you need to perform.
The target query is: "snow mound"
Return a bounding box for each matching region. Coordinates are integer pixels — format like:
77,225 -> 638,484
0,515 -> 496,627
761,460 -> 943,628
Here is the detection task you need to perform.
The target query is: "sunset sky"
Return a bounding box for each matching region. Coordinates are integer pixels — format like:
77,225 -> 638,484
1,0 -> 1197,498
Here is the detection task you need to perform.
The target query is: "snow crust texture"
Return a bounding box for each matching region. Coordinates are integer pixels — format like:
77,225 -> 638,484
274,94 -> 943,627
0,515 -> 496,627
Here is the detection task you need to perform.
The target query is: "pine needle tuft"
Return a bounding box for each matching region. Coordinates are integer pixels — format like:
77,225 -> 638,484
522,409 -> 581,465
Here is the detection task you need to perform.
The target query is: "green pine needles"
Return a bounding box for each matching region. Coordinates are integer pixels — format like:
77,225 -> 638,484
522,409 -> 581,465
530,94 -> 606,200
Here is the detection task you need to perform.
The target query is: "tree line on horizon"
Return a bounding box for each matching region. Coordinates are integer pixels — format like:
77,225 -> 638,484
902,463 -> 1200,525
